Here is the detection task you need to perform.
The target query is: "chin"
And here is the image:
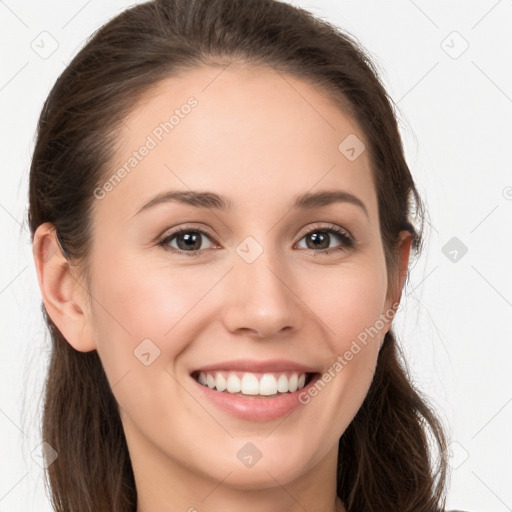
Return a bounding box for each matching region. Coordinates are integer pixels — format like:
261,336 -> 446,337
200,446 -> 312,490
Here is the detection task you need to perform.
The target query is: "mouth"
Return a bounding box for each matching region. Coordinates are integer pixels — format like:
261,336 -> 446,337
188,361 -> 324,421
190,369 -> 320,398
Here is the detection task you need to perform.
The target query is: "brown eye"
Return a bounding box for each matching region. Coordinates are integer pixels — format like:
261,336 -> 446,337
159,228 -> 215,256
304,231 -> 330,250
296,226 -> 353,255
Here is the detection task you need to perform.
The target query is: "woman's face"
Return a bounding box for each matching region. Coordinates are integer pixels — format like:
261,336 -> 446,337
63,65 -> 409,504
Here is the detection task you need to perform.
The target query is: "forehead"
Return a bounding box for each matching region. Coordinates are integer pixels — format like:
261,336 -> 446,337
97,64 -> 377,222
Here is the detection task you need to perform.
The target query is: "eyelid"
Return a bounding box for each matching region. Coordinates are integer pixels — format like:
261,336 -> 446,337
296,222 -> 353,241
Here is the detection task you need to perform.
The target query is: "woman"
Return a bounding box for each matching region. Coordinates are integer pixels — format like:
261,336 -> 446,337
29,0 -> 465,510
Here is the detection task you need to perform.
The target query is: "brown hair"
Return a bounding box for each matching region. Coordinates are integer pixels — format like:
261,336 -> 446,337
28,0 -> 448,510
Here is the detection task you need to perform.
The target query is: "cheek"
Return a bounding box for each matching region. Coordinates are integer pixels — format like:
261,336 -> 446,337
86,254 -> 215,429
86,250 -> 218,385
302,265 -> 387,433
90,249 -> 218,339
309,258 -> 389,353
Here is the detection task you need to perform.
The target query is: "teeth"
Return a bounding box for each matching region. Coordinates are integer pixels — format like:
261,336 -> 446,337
226,374 -> 241,393
195,371 -> 309,396
276,374 -> 288,392
215,372 -> 227,392
206,374 -> 215,389
241,373 -> 259,395
260,373 -> 278,396
288,373 -> 298,392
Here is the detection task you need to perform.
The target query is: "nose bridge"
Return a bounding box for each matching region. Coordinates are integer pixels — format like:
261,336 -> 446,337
222,236 -> 302,337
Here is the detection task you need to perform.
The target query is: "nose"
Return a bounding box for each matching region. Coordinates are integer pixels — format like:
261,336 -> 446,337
221,247 -> 303,339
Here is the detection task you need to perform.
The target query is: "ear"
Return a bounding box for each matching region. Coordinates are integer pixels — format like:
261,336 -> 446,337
32,222 -> 96,352
382,229 -> 413,335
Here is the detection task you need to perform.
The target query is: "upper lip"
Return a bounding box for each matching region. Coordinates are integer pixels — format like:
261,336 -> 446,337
190,359 -> 318,374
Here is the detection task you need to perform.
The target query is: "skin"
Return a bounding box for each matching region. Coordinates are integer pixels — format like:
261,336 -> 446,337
33,64 -> 412,512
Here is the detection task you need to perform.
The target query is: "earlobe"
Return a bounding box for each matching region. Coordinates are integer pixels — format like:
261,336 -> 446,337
32,222 -> 96,352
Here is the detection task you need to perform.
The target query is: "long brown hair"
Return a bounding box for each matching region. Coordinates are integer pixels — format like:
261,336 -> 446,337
28,0 -> 448,510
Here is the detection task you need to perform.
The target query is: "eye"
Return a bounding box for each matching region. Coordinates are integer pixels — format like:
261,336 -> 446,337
296,225 -> 354,256
157,223 -> 354,257
158,227 -> 216,257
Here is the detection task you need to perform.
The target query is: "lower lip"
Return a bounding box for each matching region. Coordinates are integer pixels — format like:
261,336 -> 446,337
191,373 -> 320,422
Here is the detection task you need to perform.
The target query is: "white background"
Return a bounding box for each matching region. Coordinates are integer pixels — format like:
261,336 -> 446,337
1,1 -> 511,510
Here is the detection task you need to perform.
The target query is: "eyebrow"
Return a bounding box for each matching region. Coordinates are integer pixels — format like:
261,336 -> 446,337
133,189 -> 369,218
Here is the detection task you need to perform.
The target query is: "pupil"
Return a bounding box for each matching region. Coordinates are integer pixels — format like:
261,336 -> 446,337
178,232 -> 201,251
308,232 -> 329,249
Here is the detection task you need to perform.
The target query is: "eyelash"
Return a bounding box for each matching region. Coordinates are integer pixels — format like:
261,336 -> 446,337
157,223 -> 355,258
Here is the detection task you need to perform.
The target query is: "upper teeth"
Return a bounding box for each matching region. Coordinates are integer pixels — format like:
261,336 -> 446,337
196,371 -> 308,396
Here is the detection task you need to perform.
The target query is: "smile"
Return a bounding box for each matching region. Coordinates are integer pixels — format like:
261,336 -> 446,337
190,370 -> 322,422
191,370 -> 314,396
